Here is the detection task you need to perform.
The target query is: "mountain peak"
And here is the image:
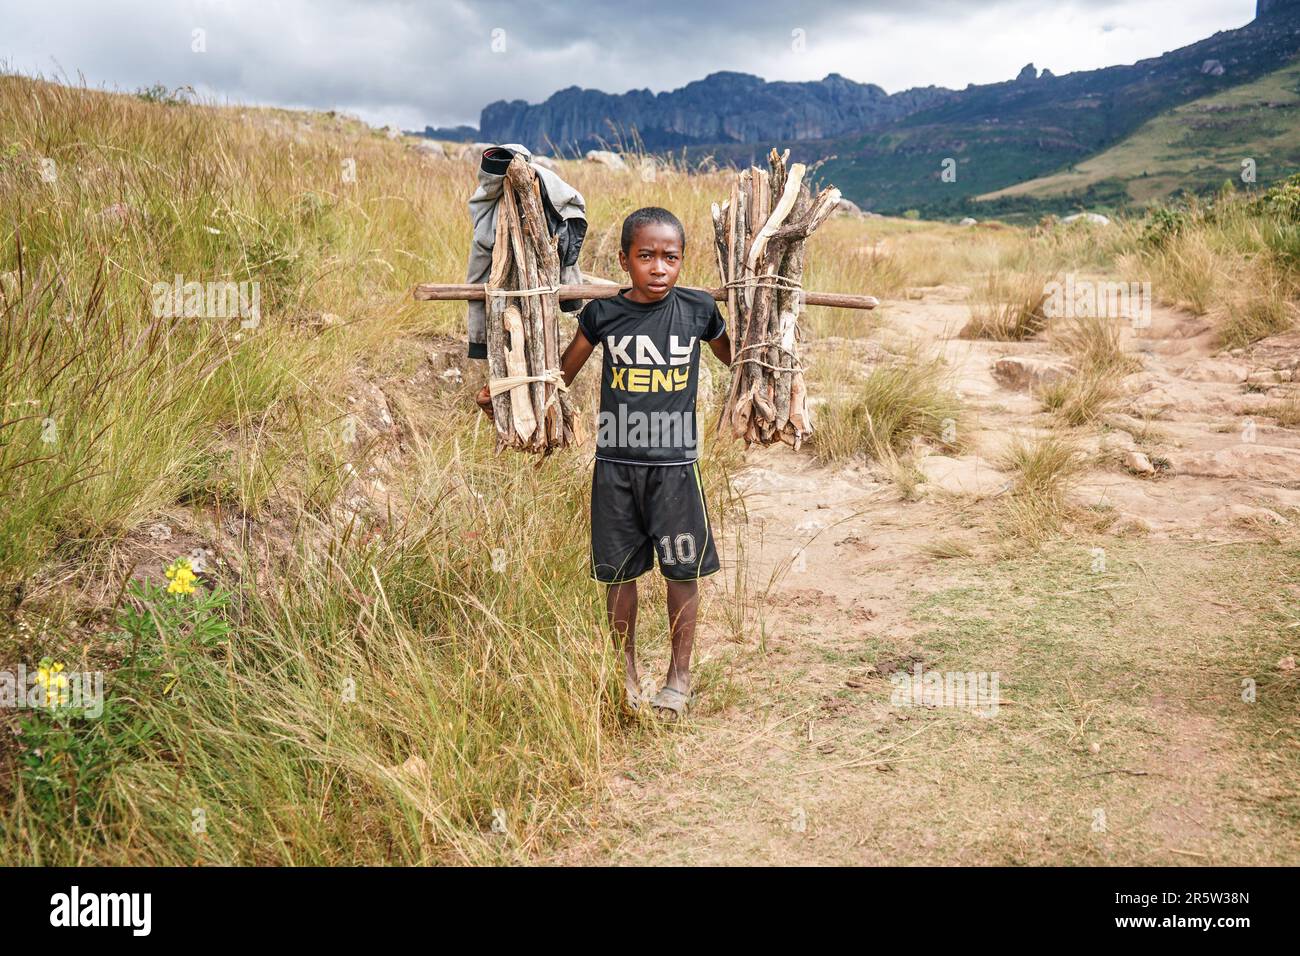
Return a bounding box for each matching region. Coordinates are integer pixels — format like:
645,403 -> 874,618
479,72 -> 950,151
1257,0 -> 1300,18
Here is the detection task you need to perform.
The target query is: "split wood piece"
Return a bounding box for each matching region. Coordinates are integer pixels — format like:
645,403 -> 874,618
502,304 -> 537,442
496,169 -> 546,450
485,200 -> 515,444
711,146 -> 846,448
505,158 -> 557,446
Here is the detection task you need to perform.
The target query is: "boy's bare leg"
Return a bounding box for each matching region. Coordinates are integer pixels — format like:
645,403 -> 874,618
663,580 -> 699,694
606,582 -> 640,698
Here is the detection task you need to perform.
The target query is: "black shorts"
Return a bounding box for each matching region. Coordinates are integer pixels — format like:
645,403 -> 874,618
590,458 -> 721,584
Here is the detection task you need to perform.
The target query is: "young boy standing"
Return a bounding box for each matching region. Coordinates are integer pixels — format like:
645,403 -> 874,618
476,207 -> 732,720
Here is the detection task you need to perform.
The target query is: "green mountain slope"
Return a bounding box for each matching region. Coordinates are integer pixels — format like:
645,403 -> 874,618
803,4 -> 1300,219
976,57 -> 1300,207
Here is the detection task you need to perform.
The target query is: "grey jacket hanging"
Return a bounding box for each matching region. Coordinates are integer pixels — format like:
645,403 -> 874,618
465,144 -> 588,359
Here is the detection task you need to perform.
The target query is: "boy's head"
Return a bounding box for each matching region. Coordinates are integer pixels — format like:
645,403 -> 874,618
618,207 -> 685,301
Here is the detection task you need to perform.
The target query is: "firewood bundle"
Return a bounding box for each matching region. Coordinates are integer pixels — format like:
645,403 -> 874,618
712,148 -> 841,449
484,155 -> 582,454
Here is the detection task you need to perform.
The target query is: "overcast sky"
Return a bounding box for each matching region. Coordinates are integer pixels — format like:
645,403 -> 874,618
1,0 -> 1260,131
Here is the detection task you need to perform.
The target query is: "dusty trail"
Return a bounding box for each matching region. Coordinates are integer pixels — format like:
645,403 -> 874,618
551,285 -> 1300,866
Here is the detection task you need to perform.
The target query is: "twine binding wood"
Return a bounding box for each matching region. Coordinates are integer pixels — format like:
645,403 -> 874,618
722,274 -> 804,293
732,342 -> 804,374
488,367 -> 567,402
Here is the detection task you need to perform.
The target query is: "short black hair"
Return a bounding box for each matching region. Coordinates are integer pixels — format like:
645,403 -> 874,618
620,206 -> 685,254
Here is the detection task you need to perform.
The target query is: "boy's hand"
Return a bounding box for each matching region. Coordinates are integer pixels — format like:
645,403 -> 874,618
475,384 -> 494,421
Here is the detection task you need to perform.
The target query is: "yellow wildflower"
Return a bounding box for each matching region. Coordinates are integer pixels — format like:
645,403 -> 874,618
165,557 -> 198,595
35,659 -> 70,707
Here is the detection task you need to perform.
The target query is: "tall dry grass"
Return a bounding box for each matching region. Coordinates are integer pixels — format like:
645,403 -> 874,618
0,73 -> 744,865
1117,188 -> 1300,348
961,270 -> 1055,340
996,433 -> 1087,545
1039,313 -> 1142,427
813,348 -> 964,467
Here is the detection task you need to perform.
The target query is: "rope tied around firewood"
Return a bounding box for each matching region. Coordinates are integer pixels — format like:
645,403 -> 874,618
732,341 -> 804,374
722,273 -> 805,294
725,273 -> 807,370
488,368 -> 568,414
726,272 -> 806,372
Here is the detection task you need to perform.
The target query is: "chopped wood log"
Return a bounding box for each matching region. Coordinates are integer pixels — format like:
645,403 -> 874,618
483,191 -> 516,440
502,305 -> 537,442
478,155 -> 581,456
496,178 -> 542,447
512,165 -> 562,446
713,147 -> 845,449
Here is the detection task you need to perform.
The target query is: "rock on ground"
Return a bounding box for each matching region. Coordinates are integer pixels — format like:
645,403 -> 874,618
1061,212 -> 1111,226
992,355 -> 1076,392
1170,444 -> 1300,484
917,455 -> 1008,497
585,150 -> 627,170
1181,358 -> 1249,383
1124,451 -> 1156,475
1101,430 -> 1137,452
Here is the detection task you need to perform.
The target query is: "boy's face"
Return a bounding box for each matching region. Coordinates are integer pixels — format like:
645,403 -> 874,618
619,222 -> 682,302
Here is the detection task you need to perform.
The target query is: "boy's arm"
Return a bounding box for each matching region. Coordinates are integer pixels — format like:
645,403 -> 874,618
475,328 -> 595,419
707,329 -> 732,367
559,327 -> 595,387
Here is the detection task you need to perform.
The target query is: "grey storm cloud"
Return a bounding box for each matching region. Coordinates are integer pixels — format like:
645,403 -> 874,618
0,0 -> 1258,130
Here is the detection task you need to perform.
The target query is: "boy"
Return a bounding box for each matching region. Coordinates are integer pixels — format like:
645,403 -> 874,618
476,207 -> 732,720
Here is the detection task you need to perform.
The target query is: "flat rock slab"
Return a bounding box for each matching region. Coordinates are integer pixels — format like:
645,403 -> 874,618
917,455 -> 1009,497
1170,444 -> 1300,485
1209,503 -> 1291,526
1100,429 -> 1137,452
1180,358 -> 1249,384
991,355 -> 1076,392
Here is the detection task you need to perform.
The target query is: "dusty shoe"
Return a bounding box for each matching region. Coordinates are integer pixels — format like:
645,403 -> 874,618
650,686 -> 692,722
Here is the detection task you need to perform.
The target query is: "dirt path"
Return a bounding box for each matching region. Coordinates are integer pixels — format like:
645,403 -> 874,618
551,286 -> 1300,866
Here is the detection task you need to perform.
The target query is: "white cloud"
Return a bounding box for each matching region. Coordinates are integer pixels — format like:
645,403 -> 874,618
0,0 -> 1261,129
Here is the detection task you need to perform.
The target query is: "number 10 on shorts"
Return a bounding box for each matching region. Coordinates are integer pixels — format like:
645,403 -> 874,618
658,533 -> 697,566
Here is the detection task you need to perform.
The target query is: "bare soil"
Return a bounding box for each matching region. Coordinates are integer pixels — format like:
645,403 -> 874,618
549,285 -> 1300,866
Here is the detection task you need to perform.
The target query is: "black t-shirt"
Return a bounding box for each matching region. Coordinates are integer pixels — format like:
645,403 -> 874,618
578,286 -> 726,464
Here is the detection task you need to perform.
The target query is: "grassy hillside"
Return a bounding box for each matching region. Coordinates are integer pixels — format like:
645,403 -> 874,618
978,57 -> 1300,208
1,71 -> 1295,866
0,74 -> 752,864
807,10 -> 1300,220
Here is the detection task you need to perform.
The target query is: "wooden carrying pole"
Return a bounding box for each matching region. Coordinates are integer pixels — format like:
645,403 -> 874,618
415,282 -> 879,312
